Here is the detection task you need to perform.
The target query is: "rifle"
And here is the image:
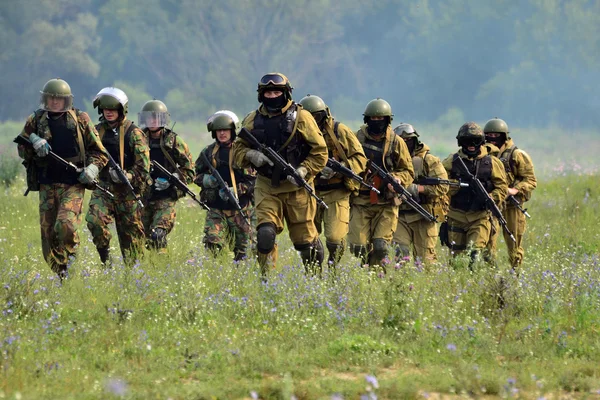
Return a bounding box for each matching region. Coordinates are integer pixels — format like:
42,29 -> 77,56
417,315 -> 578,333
416,177 -> 469,188
239,128 -> 328,209
508,195 -> 531,218
367,160 -> 437,222
326,158 -> 380,194
151,160 -> 209,211
14,134 -> 114,198
105,152 -> 144,208
453,154 -> 516,242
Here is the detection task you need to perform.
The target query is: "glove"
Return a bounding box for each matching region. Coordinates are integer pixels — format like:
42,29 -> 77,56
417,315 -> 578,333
245,150 -> 274,168
109,168 -> 132,184
202,174 -> 218,188
78,164 -> 99,184
406,183 -> 420,200
319,166 -> 337,180
29,133 -> 51,157
287,166 -> 308,187
219,187 -> 234,201
154,177 -> 171,191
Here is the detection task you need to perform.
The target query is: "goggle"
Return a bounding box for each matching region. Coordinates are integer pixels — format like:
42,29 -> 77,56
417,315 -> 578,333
259,74 -> 286,86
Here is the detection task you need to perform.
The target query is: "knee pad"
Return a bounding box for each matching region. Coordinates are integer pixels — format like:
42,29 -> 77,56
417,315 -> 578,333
371,238 -> 389,260
256,223 -> 277,254
150,228 -> 167,248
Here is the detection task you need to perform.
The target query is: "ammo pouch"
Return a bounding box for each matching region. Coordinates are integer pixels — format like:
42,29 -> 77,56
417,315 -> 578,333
439,221 -> 450,248
23,159 -> 40,195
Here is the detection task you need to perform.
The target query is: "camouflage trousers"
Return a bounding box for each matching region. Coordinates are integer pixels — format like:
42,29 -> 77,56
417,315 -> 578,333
486,206 -> 527,269
203,206 -> 254,261
392,212 -> 438,265
38,183 -> 85,273
142,197 -> 177,251
86,188 -> 145,261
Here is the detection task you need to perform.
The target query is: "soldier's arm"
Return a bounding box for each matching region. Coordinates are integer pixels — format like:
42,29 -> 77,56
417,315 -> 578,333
296,109 -> 327,179
127,128 -> 150,189
422,154 -> 449,199
80,112 -> 108,170
338,123 -> 367,175
173,135 -> 195,185
390,137 -> 414,186
16,113 -> 37,160
194,147 -> 212,187
512,149 -> 537,198
490,157 -> 509,205
231,112 -> 256,169
441,154 -> 460,196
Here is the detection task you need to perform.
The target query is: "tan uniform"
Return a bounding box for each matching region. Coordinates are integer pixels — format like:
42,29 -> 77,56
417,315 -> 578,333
232,100 -> 327,271
314,118 -> 367,265
348,125 -> 414,267
442,147 -> 508,266
392,143 -> 448,264
485,138 -> 537,268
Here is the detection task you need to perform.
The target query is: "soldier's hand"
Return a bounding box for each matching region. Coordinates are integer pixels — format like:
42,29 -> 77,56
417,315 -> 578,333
29,133 -> 51,157
287,166 -> 308,187
406,183 -> 420,200
109,168 -> 132,183
319,166 -> 337,180
508,187 -> 519,196
154,177 -> 171,191
202,174 -> 218,188
78,164 -> 99,184
245,150 -> 274,168
219,187 -> 234,201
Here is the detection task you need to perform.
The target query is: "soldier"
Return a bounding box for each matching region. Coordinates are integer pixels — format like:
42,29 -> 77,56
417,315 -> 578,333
195,111 -> 256,261
138,100 -> 194,252
15,78 -> 108,279
232,73 -> 328,275
484,118 -> 537,270
391,123 -> 449,265
86,87 -> 150,264
441,122 -> 508,269
298,95 -> 367,266
348,99 -> 414,269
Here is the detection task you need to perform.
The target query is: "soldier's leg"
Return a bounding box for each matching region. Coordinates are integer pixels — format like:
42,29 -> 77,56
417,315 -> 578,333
348,204 -> 373,265
284,189 -> 323,273
323,192 -> 350,266
254,186 -> 285,273
86,189 -> 116,264
447,217 -> 468,258
370,204 -> 399,269
483,217 -> 499,264
231,208 -> 253,261
413,219 -> 438,266
52,184 -> 85,276
147,198 -> 177,251
392,214 -> 412,263
202,209 -> 229,256
39,185 -> 59,273
114,198 -> 145,263
466,216 -> 492,270
504,206 -> 526,270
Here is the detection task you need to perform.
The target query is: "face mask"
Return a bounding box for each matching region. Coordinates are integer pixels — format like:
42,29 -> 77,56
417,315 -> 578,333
367,119 -> 388,136
312,111 -> 327,129
262,94 -> 286,111
485,134 -> 506,148
461,144 -> 481,157
405,138 -> 416,155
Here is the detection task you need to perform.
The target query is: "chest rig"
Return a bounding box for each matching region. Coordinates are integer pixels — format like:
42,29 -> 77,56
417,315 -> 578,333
96,120 -> 136,170
450,155 -> 494,212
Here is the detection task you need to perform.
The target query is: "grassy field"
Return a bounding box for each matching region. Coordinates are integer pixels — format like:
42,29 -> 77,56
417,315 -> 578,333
1,121 -> 600,399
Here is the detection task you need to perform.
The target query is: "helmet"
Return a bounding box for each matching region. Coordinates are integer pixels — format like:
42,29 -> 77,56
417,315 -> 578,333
207,110 -> 239,140
93,87 -> 129,116
456,121 -> 485,145
483,117 -> 510,139
138,100 -> 170,129
363,98 -> 393,123
39,78 -> 73,112
299,94 -> 327,113
393,123 -> 419,139
257,72 -> 293,102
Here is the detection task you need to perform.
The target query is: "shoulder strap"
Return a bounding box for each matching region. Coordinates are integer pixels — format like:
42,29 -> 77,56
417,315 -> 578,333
279,103 -> 300,151
328,121 -> 349,165
160,130 -> 180,173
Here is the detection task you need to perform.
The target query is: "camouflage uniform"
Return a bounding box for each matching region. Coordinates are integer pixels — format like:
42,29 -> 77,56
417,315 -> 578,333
142,127 -> 194,251
17,98 -> 108,276
441,122 -> 508,268
392,137 -> 449,265
349,123 -> 414,268
232,74 -> 328,273
86,117 -> 150,263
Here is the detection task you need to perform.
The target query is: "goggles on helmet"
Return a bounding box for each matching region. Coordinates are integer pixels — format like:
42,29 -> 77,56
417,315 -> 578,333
259,74 -> 286,86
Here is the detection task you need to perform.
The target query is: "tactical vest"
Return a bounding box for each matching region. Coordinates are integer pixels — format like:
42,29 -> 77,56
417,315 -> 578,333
356,127 -> 396,170
499,145 -> 518,185
251,103 -> 307,184
450,155 -> 494,212
316,121 -> 345,191
96,120 -> 136,171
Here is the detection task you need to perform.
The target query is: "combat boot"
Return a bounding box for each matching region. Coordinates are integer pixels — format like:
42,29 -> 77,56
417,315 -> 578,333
97,246 -> 110,266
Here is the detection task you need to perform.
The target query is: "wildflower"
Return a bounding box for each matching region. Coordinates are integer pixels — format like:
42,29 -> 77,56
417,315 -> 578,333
446,343 -> 457,352
365,375 -> 379,389
105,378 -> 127,397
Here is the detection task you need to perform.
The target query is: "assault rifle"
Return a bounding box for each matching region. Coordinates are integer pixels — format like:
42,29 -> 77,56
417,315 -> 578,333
367,160 -> 437,222
416,177 -> 469,188
453,154 -> 516,242
14,134 -> 114,198
106,152 -> 144,208
151,160 -> 209,211
239,128 -> 328,209
508,195 -> 531,218
198,152 -> 249,224
326,158 -> 380,194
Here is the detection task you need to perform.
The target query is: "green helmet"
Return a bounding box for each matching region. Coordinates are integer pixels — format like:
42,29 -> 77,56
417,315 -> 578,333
299,94 -> 327,113
39,78 -> 73,112
257,72 -> 293,102
363,98 -> 393,123
483,117 -> 510,139
207,110 -> 239,140
456,121 -> 484,145
138,100 -> 170,129
93,87 -> 129,117
393,123 -> 419,139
